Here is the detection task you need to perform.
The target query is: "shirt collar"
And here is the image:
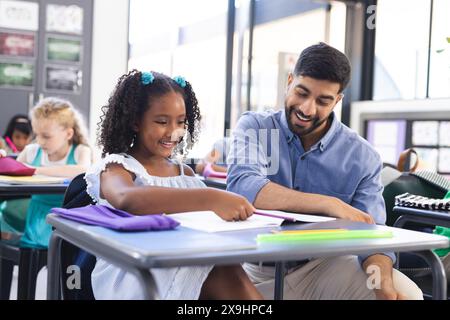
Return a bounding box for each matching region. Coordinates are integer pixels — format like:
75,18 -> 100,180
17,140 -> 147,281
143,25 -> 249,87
317,112 -> 339,152
280,110 -> 340,152
280,109 -> 296,143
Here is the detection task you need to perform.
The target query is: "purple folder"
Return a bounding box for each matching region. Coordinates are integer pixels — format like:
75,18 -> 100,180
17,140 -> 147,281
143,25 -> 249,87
50,205 -> 179,231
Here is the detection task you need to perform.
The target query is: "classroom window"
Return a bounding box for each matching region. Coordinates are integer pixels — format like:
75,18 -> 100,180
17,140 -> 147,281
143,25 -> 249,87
428,0 -> 450,98
128,0 -> 228,158
248,8 -> 327,113
232,1 -> 346,129
373,0 -> 431,100
365,118 -> 450,174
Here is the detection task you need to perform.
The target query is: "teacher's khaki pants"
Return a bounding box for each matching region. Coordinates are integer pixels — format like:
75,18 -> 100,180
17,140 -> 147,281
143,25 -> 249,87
243,255 -> 423,300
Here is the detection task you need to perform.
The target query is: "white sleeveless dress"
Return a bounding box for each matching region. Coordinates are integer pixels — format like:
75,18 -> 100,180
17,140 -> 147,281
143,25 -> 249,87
85,153 -> 213,300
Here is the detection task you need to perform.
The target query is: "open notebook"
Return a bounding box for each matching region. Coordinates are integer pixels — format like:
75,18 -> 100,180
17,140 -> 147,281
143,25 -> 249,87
170,210 -> 335,233
0,175 -> 70,185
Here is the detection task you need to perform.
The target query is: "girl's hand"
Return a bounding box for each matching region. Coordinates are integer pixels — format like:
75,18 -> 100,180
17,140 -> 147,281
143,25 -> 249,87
0,149 -> 7,158
210,189 -> 255,221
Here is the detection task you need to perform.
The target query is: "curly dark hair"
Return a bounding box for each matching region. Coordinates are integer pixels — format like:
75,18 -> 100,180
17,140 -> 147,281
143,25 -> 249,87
98,69 -> 201,157
3,114 -> 32,138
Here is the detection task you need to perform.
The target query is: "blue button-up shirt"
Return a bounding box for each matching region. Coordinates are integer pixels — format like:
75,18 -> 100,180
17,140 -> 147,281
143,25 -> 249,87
227,109 -> 395,264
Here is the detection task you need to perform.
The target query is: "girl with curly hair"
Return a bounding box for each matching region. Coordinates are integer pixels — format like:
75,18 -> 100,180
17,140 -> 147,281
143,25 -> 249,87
85,70 -> 262,300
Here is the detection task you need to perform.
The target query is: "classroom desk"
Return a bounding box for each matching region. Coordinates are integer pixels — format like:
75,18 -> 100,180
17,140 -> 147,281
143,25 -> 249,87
393,206 -> 450,229
0,182 -> 68,300
46,215 -> 449,300
0,183 -> 68,197
196,175 -> 227,190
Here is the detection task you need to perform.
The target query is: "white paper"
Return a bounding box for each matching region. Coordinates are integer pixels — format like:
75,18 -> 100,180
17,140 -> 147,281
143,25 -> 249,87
170,211 -> 283,233
170,210 -> 335,233
0,0 -> 38,31
255,209 -> 336,223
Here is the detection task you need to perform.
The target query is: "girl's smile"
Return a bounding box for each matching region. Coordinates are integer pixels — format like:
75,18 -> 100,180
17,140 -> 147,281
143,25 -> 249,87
132,91 -> 187,159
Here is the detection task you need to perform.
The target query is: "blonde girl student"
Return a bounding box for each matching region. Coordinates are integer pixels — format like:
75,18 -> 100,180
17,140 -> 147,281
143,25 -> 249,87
16,97 -> 92,248
85,70 -> 263,300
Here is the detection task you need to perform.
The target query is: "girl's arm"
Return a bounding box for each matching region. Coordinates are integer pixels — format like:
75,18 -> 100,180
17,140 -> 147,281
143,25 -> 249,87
35,145 -> 92,178
100,163 -> 254,220
209,163 -> 227,173
16,147 -> 29,163
195,148 -> 222,174
35,165 -> 88,177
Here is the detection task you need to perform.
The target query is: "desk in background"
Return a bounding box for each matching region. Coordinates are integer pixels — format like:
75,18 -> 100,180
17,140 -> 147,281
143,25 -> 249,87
46,216 -> 449,300
0,183 -> 68,197
393,206 -> 450,229
196,175 -> 227,190
0,182 -> 69,300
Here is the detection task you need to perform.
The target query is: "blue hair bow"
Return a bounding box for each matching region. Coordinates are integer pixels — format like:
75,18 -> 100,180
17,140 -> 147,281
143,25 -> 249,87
173,76 -> 186,88
141,72 -> 154,85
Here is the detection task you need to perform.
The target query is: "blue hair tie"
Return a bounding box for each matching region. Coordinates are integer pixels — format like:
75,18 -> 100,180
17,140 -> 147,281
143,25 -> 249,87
141,72 -> 154,85
173,76 -> 186,88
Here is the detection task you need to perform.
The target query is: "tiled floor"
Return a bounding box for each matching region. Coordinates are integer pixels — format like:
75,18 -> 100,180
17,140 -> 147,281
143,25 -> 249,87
9,265 -> 47,300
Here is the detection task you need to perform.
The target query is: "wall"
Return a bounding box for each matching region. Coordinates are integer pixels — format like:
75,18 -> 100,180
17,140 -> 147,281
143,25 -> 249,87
89,0 -> 129,158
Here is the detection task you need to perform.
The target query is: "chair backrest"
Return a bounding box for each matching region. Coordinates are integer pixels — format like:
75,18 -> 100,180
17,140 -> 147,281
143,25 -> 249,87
60,173 -> 97,300
62,173 -> 93,209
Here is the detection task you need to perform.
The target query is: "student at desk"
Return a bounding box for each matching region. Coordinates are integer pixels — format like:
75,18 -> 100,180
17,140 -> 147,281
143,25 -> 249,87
85,70 -> 262,300
195,137 -> 230,176
0,114 -> 32,156
1,98 -> 92,248
227,42 -> 423,300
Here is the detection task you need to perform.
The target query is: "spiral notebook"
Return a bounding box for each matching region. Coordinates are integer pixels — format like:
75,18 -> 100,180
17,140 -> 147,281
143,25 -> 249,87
395,193 -> 450,211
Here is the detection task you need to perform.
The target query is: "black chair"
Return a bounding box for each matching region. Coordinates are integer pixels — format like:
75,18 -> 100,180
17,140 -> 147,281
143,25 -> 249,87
58,173 -> 96,300
0,240 -> 47,300
1,205 -> 47,300
381,167 -> 449,299
0,173 -> 96,300
393,206 -> 450,300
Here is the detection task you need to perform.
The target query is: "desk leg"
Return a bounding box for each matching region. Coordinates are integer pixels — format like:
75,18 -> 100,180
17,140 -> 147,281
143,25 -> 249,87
274,262 -> 286,300
393,216 -> 409,269
414,250 -> 447,300
47,231 -> 63,300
